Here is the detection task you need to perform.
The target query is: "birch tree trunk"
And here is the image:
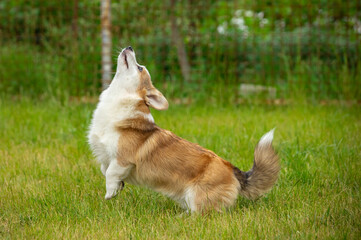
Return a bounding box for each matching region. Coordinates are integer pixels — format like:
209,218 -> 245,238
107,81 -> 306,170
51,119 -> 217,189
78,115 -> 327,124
101,0 -> 112,90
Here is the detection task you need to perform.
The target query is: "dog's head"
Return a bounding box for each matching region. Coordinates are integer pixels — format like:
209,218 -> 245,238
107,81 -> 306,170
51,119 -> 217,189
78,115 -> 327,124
114,46 -> 168,110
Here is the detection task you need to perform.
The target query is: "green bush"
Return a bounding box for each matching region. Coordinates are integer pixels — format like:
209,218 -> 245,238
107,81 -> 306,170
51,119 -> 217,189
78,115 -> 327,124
0,44 -> 101,99
0,44 -> 61,97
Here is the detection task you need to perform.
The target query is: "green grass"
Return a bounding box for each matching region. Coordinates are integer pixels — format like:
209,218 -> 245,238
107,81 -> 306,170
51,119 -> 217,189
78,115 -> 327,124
0,97 -> 360,239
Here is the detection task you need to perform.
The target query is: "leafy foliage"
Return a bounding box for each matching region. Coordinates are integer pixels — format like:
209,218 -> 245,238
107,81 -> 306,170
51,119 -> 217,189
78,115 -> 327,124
0,0 -> 360,100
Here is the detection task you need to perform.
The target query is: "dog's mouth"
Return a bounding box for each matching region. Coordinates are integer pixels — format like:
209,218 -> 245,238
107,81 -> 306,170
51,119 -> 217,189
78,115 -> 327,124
124,54 -> 129,69
122,46 -> 135,69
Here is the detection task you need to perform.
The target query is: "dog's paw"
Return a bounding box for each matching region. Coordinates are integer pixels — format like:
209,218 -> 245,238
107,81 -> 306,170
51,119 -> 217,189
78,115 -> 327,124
119,181 -> 125,190
105,188 -> 118,200
105,181 -> 125,200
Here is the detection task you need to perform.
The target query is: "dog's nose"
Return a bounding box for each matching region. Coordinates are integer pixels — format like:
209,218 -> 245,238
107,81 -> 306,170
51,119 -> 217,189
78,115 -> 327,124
127,46 -> 133,52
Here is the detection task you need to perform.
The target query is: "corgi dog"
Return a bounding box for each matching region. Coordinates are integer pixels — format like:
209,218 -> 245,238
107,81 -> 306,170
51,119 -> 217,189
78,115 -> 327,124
88,46 -> 280,213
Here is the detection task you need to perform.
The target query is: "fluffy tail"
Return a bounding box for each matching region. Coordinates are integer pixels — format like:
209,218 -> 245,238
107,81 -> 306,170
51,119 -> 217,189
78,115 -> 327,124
233,129 -> 280,199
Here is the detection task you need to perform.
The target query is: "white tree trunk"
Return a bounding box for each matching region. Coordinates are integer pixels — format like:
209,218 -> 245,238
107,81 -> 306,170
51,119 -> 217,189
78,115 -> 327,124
101,0 -> 112,90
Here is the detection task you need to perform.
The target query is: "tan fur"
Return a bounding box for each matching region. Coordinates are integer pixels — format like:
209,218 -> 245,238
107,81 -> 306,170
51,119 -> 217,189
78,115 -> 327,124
116,117 -> 240,211
235,142 -> 280,200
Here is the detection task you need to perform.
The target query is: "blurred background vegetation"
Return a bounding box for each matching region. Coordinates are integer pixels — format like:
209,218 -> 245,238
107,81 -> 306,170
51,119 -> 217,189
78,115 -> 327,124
0,0 -> 360,103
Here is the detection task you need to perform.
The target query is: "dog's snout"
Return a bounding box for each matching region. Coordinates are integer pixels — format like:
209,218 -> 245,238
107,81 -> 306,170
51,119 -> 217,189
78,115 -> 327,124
127,46 -> 133,52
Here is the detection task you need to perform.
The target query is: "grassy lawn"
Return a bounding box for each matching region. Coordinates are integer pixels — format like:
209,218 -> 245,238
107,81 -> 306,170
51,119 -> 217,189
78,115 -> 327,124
0,97 -> 360,239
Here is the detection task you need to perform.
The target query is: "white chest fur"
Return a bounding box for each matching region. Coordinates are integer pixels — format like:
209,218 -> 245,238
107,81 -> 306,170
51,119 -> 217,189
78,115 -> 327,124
88,88 -> 154,166
88,97 -> 120,166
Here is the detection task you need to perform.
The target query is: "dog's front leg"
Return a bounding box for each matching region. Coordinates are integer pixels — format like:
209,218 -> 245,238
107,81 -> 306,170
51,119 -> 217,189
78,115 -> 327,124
104,160 -> 132,200
100,163 -> 109,176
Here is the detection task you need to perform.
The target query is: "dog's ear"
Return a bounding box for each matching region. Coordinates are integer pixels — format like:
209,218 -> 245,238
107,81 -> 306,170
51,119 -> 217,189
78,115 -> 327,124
145,88 -> 169,110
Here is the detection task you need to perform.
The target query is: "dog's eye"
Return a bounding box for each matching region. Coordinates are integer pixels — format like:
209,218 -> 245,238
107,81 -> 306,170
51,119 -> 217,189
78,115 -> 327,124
138,66 -> 143,72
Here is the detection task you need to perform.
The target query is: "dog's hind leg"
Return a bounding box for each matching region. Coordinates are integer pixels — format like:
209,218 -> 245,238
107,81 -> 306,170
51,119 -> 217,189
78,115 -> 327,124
104,160 -> 132,200
185,183 -> 239,213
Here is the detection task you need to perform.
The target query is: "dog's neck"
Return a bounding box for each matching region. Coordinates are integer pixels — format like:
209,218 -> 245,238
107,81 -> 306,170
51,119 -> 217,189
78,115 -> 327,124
106,72 -> 139,95
99,84 -> 155,126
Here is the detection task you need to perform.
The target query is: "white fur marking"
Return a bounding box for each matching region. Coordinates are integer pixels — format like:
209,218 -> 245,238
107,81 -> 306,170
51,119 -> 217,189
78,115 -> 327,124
105,161 -> 132,199
259,128 -> 275,146
144,113 -> 154,123
184,187 -> 197,212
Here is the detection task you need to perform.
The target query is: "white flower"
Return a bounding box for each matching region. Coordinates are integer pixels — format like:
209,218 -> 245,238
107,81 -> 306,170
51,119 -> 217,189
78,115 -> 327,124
217,22 -> 228,35
257,12 -> 264,19
231,17 -> 245,26
235,9 -> 243,17
245,10 -> 253,17
260,19 -> 269,28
